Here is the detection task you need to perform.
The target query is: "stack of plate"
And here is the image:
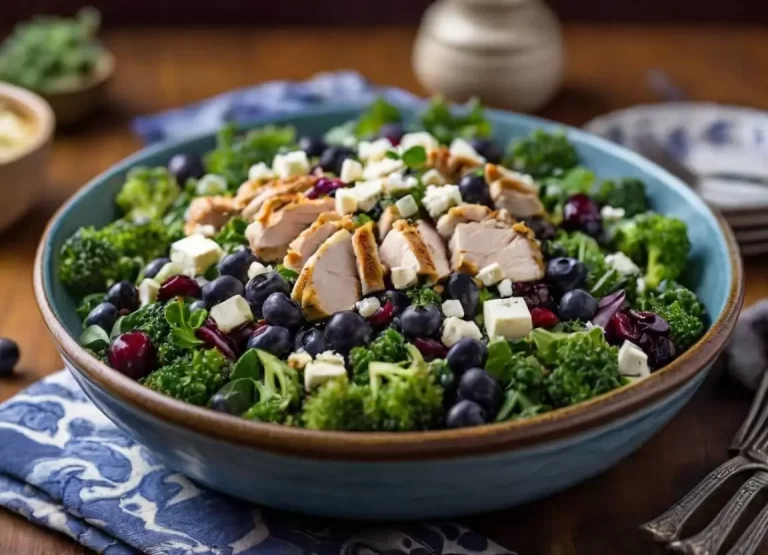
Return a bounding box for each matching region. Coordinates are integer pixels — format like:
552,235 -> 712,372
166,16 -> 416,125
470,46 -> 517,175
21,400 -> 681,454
585,103 -> 768,256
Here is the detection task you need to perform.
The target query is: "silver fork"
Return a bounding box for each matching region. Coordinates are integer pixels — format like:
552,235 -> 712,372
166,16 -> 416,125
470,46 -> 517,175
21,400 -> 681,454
642,369 -> 768,554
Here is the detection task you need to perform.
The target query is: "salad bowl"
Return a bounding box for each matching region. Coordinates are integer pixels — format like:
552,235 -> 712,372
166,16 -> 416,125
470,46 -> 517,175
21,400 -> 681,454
34,104 -> 742,519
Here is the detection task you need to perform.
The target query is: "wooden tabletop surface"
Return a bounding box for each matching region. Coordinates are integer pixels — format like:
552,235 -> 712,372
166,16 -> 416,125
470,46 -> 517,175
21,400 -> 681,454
2,24 -> 768,555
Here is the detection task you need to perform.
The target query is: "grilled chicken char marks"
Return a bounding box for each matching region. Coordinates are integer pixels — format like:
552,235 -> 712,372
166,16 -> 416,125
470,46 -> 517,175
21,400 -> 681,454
352,222 -> 386,295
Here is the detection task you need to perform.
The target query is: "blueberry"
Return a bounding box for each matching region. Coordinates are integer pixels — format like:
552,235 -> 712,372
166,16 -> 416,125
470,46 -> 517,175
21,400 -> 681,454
383,290 -> 410,315
168,153 -> 204,184
400,304 -> 442,338
298,136 -> 328,158
457,368 -> 504,416
85,302 -> 118,332
246,326 -> 292,358
558,289 -> 598,322
144,257 -> 170,280
458,172 -> 493,207
202,276 -> 245,308
218,249 -> 257,283
318,146 -> 354,175
245,271 -> 291,318
106,281 -> 139,312
447,273 -> 480,318
446,338 -> 488,375
325,311 -> 372,353
0,338 -> 20,377
546,257 -> 588,294
263,292 -> 303,329
446,400 -> 487,429
470,138 -> 503,164
294,328 -> 327,357
190,299 -> 208,313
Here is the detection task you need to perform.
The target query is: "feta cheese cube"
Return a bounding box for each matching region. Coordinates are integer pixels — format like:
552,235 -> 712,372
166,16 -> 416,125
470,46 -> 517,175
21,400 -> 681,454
400,131 -> 439,153
288,351 -> 313,371
304,361 -> 348,391
339,158 -> 363,183
272,150 -> 310,180
356,297 -> 381,318
247,262 -> 272,280
442,299 -> 464,319
384,172 -> 412,194
363,157 -> 404,180
358,138 -> 392,162
395,195 -> 419,218
353,180 -> 384,212
391,266 -> 418,290
477,262 -> 504,286
210,295 -> 254,333
449,137 -> 485,164
316,350 -> 345,365
335,188 -> 358,215
421,169 -> 446,187
195,174 -> 228,195
484,297 -> 532,340
600,205 -> 626,222
605,252 -> 640,276
498,279 -> 514,298
618,340 -> 650,378
422,185 -> 462,219
139,278 -> 160,307
154,261 -> 192,284
441,317 -> 483,347
170,234 -> 224,276
248,162 -> 276,182
636,277 -> 647,295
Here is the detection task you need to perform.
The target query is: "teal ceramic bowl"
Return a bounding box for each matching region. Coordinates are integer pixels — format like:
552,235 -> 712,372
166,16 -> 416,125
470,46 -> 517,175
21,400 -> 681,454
34,105 -> 743,519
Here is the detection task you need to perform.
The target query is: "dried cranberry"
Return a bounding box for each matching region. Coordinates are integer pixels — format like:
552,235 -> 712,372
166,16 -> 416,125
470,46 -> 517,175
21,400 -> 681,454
412,337 -> 449,361
107,331 -> 157,380
378,123 -> 404,146
513,281 -> 552,309
606,312 -> 641,346
307,177 -> 345,199
592,290 -> 627,328
563,194 -> 602,236
158,275 -> 202,301
639,334 -> 677,369
629,310 -> 670,335
228,321 -> 262,354
530,307 -> 559,328
368,300 -> 396,327
196,324 -> 237,360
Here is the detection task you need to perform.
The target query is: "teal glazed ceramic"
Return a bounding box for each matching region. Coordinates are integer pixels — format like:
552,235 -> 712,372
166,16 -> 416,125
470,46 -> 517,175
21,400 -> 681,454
35,105 -> 743,519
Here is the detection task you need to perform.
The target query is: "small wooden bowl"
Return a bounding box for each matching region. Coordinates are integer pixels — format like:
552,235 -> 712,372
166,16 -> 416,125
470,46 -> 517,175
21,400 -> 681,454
0,83 -> 54,233
40,51 -> 114,126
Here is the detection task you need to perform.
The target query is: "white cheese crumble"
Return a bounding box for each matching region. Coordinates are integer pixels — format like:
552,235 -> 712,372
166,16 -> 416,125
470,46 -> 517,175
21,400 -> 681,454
170,234 -> 224,277
248,162 -> 276,182
441,317 -> 483,347
449,137 -> 485,164
363,157 -> 404,180
195,174 -> 228,196
442,299 -> 465,319
304,361 -> 348,391
335,188 -> 358,215
339,158 -> 363,183
391,266 -> 418,290
272,150 -> 310,180
636,277 -> 647,295
356,297 -> 381,318
395,195 -> 419,218
618,340 -> 650,378
605,252 -> 640,276
288,351 -> 313,371
316,350 -> 345,365
400,131 -> 439,153
601,205 -> 626,222
484,297 -> 532,340
139,278 -> 160,307
154,261 -> 193,284
247,262 -> 272,280
210,295 -> 254,333
357,138 -> 392,162
421,169 -> 447,187
477,263 -> 504,287
422,185 -> 462,219
498,279 -> 514,298
384,172 -> 414,195
352,179 -> 384,212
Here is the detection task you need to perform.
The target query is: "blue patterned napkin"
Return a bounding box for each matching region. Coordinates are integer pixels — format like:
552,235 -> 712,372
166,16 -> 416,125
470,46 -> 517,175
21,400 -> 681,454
0,371 -> 514,554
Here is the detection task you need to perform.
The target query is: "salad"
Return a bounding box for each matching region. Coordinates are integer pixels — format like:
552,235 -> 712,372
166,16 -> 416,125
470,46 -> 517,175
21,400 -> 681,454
60,97 -> 707,431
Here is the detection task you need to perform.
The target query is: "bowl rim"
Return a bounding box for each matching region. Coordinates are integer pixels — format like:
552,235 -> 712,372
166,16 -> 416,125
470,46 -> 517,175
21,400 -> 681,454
0,82 -> 55,165
33,104 -> 744,462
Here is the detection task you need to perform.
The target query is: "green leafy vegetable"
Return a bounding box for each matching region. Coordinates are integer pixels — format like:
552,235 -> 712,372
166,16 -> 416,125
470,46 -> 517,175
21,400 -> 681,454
214,217 -> 249,253
504,129 -> 580,180
275,264 -> 299,284
120,303 -> 185,366
352,213 -> 374,228
401,145 -> 427,169
79,325 -> 109,353
142,348 -> 230,406
209,378 -> 258,415
242,350 -> 301,424
637,286 -> 705,350
595,178 -> 648,217
407,286 -> 442,308
549,231 -> 623,298
75,293 -> 105,321
164,299 -> 207,349
355,97 -> 402,138
419,97 -> 491,145
231,349 -> 263,381
116,167 -> 180,223
541,166 -> 595,216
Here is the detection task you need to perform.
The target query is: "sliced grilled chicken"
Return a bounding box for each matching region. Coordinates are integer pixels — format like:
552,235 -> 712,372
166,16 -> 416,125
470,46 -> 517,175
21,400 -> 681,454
184,196 -> 238,237
379,220 -> 440,284
282,213 -> 356,273
234,176 -> 317,220
377,205 -> 399,240
449,220 -> 545,282
436,204 -> 493,239
485,164 -> 545,219
352,222 -> 386,295
428,146 -> 484,183
292,229 -> 360,321
416,220 -> 451,281
245,194 -> 334,261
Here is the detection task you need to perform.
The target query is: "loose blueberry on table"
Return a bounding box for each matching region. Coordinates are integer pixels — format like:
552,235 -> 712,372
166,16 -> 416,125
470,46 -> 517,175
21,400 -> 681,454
59,97 -> 706,431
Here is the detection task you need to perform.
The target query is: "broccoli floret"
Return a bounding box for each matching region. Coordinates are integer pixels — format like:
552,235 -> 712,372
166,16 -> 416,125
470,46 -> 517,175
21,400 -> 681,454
419,96 -> 491,144
595,178 -> 648,217
116,166 -> 180,223
349,328 -> 409,385
638,286 -> 705,350
120,302 -> 185,366
407,286 -> 442,308
301,379 -> 371,431
485,338 -> 550,421
243,350 -> 301,424
213,216 -> 248,253
141,348 -> 230,405
504,129 -> 579,180
548,231 -> 622,298
532,328 -> 624,407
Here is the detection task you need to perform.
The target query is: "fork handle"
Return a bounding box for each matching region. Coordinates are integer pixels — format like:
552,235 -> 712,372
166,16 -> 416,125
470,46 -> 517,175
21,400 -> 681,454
668,471 -> 768,554
641,455 -> 756,542
727,496 -> 768,555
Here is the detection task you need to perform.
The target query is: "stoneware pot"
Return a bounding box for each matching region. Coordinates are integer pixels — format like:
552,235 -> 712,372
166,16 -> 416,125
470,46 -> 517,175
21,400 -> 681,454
412,0 -> 563,112
0,82 -> 54,234
34,105 -> 743,520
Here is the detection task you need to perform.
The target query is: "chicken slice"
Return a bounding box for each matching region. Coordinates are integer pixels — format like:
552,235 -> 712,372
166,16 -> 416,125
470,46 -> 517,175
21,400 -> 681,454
379,220 -> 440,284
436,204 -> 494,239
428,146 -> 484,183
245,194 -> 335,261
183,196 -> 238,237
235,176 -> 317,220
352,222 -> 386,295
292,229 -> 360,321
282,213 -> 357,273
485,163 -> 545,219
449,220 -> 545,282
416,220 -> 451,281
377,205 -> 399,241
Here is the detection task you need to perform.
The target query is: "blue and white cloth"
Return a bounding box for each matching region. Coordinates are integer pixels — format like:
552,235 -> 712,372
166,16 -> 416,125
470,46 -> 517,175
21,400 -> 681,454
0,371 -> 514,555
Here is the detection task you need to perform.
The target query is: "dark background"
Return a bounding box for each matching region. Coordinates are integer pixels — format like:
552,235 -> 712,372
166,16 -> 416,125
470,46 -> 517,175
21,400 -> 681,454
2,0 -> 768,26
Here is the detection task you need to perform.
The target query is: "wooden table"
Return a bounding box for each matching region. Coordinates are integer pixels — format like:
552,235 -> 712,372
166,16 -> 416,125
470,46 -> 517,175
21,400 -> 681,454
2,24 -> 768,555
